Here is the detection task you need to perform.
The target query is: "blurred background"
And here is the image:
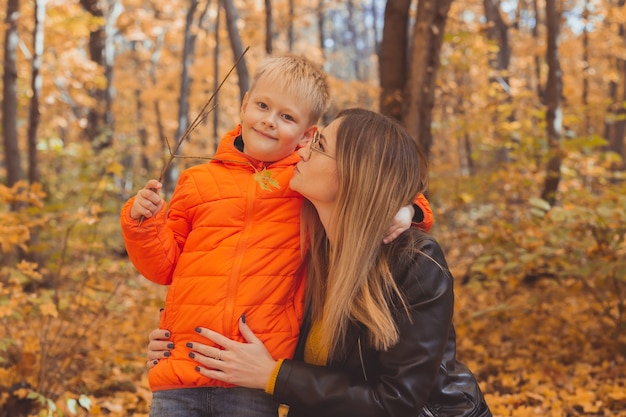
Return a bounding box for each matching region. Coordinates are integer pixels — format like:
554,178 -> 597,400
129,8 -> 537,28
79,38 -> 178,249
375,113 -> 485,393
1,0 -> 625,415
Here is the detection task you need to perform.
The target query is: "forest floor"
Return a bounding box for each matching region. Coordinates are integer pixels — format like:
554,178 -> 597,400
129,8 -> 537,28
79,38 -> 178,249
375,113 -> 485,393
448,252 -> 626,417
69,221 -> 626,417
87,255 -> 626,417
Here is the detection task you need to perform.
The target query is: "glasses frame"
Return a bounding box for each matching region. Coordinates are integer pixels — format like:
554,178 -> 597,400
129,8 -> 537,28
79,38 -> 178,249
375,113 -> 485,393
308,130 -> 336,159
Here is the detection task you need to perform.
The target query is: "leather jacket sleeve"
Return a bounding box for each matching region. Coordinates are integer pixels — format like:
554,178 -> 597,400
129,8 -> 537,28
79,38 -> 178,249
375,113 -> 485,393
272,232 -> 454,417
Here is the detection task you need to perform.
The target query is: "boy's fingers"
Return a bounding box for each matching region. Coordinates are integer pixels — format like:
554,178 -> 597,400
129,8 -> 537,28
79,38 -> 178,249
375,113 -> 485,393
145,179 -> 162,190
383,227 -> 400,244
139,188 -> 162,204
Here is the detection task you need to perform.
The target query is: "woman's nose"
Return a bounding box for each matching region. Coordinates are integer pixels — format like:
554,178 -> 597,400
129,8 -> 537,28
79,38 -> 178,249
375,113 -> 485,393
297,144 -> 311,161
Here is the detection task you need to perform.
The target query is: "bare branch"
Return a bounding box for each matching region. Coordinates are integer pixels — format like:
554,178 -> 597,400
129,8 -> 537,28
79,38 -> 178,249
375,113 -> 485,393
156,46 -> 250,182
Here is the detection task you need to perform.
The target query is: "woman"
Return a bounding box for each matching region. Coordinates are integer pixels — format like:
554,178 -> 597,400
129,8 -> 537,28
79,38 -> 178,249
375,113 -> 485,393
148,109 -> 491,417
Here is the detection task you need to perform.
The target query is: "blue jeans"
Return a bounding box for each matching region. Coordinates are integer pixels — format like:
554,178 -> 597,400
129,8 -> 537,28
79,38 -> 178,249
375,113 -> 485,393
149,387 -> 280,417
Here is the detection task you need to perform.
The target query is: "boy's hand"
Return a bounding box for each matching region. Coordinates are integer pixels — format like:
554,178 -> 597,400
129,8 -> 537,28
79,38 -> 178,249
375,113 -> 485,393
130,179 -> 164,220
383,204 -> 414,244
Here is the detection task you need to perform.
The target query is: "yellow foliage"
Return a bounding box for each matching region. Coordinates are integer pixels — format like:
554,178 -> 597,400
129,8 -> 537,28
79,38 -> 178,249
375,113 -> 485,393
17,261 -> 42,281
0,225 -> 30,253
39,303 -> 59,318
3,0 -> 626,416
106,161 -> 125,178
13,389 -> 30,399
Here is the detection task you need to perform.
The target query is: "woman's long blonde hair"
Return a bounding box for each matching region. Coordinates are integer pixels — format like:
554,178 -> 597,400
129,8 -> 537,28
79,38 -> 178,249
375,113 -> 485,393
302,108 -> 429,357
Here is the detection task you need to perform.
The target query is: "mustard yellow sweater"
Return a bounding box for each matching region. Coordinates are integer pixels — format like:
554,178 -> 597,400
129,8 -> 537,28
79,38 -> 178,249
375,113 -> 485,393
265,319 -> 328,395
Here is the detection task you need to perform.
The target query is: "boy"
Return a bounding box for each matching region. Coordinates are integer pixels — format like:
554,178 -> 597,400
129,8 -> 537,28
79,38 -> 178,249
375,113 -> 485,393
121,55 -> 432,417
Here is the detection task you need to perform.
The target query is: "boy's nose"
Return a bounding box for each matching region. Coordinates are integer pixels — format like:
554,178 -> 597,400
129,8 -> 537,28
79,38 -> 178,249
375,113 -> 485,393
262,114 -> 277,128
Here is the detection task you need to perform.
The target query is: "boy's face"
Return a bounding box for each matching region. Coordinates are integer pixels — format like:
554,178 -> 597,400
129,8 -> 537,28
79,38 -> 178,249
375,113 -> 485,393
239,78 -> 315,163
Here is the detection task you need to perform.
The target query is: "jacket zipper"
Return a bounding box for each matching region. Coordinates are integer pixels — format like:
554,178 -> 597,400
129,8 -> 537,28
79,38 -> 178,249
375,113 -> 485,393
223,171 -> 258,334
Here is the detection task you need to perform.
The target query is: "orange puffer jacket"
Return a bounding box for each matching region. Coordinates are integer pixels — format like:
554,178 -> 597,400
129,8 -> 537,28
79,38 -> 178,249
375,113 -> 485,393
120,125 -> 306,391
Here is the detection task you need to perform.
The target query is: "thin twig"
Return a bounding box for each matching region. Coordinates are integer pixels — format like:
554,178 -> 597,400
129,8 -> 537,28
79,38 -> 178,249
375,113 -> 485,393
157,46 -> 250,183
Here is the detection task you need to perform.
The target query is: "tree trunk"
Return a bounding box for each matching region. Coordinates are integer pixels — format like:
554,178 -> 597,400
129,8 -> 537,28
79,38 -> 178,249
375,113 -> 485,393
100,0 -> 122,150
403,0 -> 453,157
529,0 -> 543,169
581,0 -> 591,137
288,0 -> 295,51
532,0 -> 543,102
609,0 -> 626,173
148,31 -> 167,181
540,0 -> 563,205
2,0 -> 22,188
27,0 -> 46,185
78,0 -> 108,149
604,80 -> 617,145
213,2 -> 222,150
318,0 -> 326,62
265,0 -> 273,54
370,0 -> 381,55
483,0 -> 510,75
221,0 -> 250,102
134,88 -> 150,174
612,60 -> 626,172
456,70 -> 474,176
175,0 -> 200,147
346,0 -> 361,79
483,0 -> 513,164
163,0 -> 200,195
379,0 -> 411,121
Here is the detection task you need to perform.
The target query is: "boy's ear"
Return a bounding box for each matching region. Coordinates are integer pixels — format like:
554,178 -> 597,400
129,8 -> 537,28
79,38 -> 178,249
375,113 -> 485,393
240,92 -> 250,119
298,126 -> 317,148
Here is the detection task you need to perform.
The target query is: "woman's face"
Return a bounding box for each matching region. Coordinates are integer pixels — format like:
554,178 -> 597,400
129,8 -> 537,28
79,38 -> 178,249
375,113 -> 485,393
290,118 -> 340,207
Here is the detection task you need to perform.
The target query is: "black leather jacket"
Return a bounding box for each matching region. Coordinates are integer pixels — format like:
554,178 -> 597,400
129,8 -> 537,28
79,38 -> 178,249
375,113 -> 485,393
272,229 -> 491,417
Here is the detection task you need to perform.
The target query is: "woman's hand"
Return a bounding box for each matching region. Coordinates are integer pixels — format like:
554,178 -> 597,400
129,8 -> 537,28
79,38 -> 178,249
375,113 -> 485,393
146,328 -> 173,369
189,315 -> 277,390
383,204 -> 415,244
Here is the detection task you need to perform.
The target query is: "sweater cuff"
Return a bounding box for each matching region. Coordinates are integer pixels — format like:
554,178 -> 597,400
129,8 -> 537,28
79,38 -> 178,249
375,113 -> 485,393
265,359 -> 285,395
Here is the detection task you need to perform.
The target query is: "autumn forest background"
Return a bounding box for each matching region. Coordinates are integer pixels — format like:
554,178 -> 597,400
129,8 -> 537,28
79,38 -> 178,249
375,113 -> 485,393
1,0 -> 626,415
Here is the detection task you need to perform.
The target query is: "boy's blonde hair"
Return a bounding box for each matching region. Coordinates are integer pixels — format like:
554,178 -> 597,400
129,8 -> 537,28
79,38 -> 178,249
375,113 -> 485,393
250,55 -> 330,124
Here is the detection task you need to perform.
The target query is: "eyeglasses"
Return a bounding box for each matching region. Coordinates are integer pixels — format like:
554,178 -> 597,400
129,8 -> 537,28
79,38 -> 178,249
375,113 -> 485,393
307,130 -> 336,159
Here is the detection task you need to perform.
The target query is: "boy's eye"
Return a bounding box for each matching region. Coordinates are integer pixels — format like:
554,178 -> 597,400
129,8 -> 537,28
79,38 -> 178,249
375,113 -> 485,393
257,102 -> 268,109
282,114 -> 295,122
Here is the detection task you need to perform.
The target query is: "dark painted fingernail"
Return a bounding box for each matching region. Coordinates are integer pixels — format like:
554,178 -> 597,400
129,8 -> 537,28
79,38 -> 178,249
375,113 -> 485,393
164,351 -> 171,357
159,308 -> 164,313
189,352 -> 195,359
195,366 -> 201,372
153,360 -> 158,365
164,332 -> 170,338
195,327 -> 201,333
240,313 -> 246,323
186,342 -> 193,348
167,343 -> 174,349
